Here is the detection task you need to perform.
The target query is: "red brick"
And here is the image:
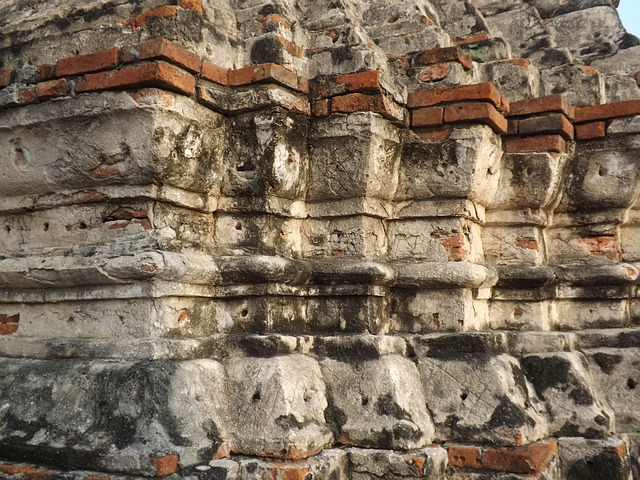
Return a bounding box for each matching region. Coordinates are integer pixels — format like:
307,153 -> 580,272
212,441 -> 231,460
497,58 -> 531,68
412,106 -> 444,127
331,92 -> 406,123
575,121 -> 606,140
0,67 -> 12,88
277,36 -> 304,58
579,64 -> 598,76
510,94 -> 575,120
85,477 -> 112,480
0,464 -> 36,475
36,64 -> 56,82
415,127 -> 453,143
266,463 -> 310,480
408,82 -> 509,114
179,0 -> 203,13
448,445 -> 483,469
120,38 -> 201,73
636,71 -> 640,87
482,440 -> 556,474
443,102 -> 508,134
75,61 -> 196,95
454,32 -> 490,45
0,324 -> 19,335
575,99 -> 640,122
575,236 -> 619,261
417,63 -> 451,83
504,135 -> 566,154
0,313 -> 19,324
335,70 -> 382,93
604,440 -> 628,457
199,60 -> 228,85
516,239 -> 540,251
518,113 -> 574,140
34,78 -> 69,100
153,455 -> 179,477
415,46 -> 472,70
130,6 -> 179,29
105,208 -> 148,221
55,48 -> 119,77
228,63 -> 299,91
405,456 -> 426,475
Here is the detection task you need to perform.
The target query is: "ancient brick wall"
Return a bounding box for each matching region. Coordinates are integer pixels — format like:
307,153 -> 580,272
0,0 -> 639,478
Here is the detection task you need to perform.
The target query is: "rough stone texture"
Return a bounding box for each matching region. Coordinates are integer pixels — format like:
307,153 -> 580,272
0,0 -> 639,478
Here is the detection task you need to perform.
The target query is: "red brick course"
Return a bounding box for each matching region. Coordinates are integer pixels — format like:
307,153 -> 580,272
153,455 -> 179,477
55,48 -> 119,77
504,135 -> 567,154
443,102 -> 508,134
130,6 -> 179,30
575,99 -> 640,122
575,121 -> 606,140
120,38 -> 202,73
414,46 -> 472,70
417,64 -> 451,83
481,440 -> 557,474
0,67 -> 12,88
200,60 -> 228,85
510,94 -> 575,120
0,313 -> 19,336
331,92 -> 405,123
75,61 -> 196,96
517,113 -> 574,140
408,82 -> 509,114
448,445 -> 483,468
228,63 -> 299,91
411,106 -> 444,127
415,127 -> 453,143
34,79 -> 70,100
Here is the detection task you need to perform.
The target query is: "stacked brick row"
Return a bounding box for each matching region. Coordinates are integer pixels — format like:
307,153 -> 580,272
0,0 -> 639,478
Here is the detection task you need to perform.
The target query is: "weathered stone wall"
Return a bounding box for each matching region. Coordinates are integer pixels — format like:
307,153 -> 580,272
0,0 -> 639,478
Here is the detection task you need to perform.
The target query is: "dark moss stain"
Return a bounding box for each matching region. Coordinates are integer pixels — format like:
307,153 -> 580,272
330,45 -> 354,64
275,414 -> 306,430
250,36 -> 284,65
324,404 -> 347,435
375,394 -> 410,421
568,385 -> 595,406
488,396 -> 528,429
522,355 -> 571,399
567,452 -> 630,480
591,352 -> 623,374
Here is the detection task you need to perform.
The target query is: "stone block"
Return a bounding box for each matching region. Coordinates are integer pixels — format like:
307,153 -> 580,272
483,225 -> 545,266
484,5 -> 552,58
320,355 -> 435,450
541,64 -> 605,106
397,126 -> 502,205
348,446 -> 447,480
308,113 -> 401,202
547,6 -> 626,63
391,288 -> 489,332
522,352 -> 615,438
301,216 -> 387,259
221,110 -> 309,201
417,353 -> 548,445
558,436 -> 632,480
586,348 -> 640,432
0,358 -> 230,474
226,355 -> 332,458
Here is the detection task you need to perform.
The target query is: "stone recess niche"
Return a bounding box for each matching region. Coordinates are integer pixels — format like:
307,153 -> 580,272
0,0 -> 639,478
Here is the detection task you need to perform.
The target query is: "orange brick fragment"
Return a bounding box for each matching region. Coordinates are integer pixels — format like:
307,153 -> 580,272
34,78 -> 69,100
510,94 -> 575,120
55,48 -> 119,77
0,324 -> 19,335
200,60 -> 228,85
120,38 -> 202,73
575,236 -> 619,261
448,445 -> 483,469
575,99 -> 640,122
331,92 -> 405,122
335,70 -> 382,92
0,67 -> 12,88
312,98 -> 330,117
417,64 -> 451,83
415,127 -> 453,143
130,6 -> 179,29
266,463 -> 310,480
636,71 -> 640,87
504,135 -> 566,154
482,440 -> 557,474
408,82 -> 509,114
75,61 -> 196,96
179,0 -> 203,13
415,46 -> 472,70
153,455 -> 179,477
516,239 -> 539,251
411,106 -> 444,127
228,63 -> 299,91
443,102 -> 508,134
454,33 -> 490,45
575,121 -> 606,140
518,113 -> 574,140
0,464 -> 35,475
0,313 -> 19,324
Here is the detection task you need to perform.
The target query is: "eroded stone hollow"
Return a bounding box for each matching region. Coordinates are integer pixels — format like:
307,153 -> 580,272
0,0 -> 639,478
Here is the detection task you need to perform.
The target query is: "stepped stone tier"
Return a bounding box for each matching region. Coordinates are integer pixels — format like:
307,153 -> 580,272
0,0 -> 640,478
